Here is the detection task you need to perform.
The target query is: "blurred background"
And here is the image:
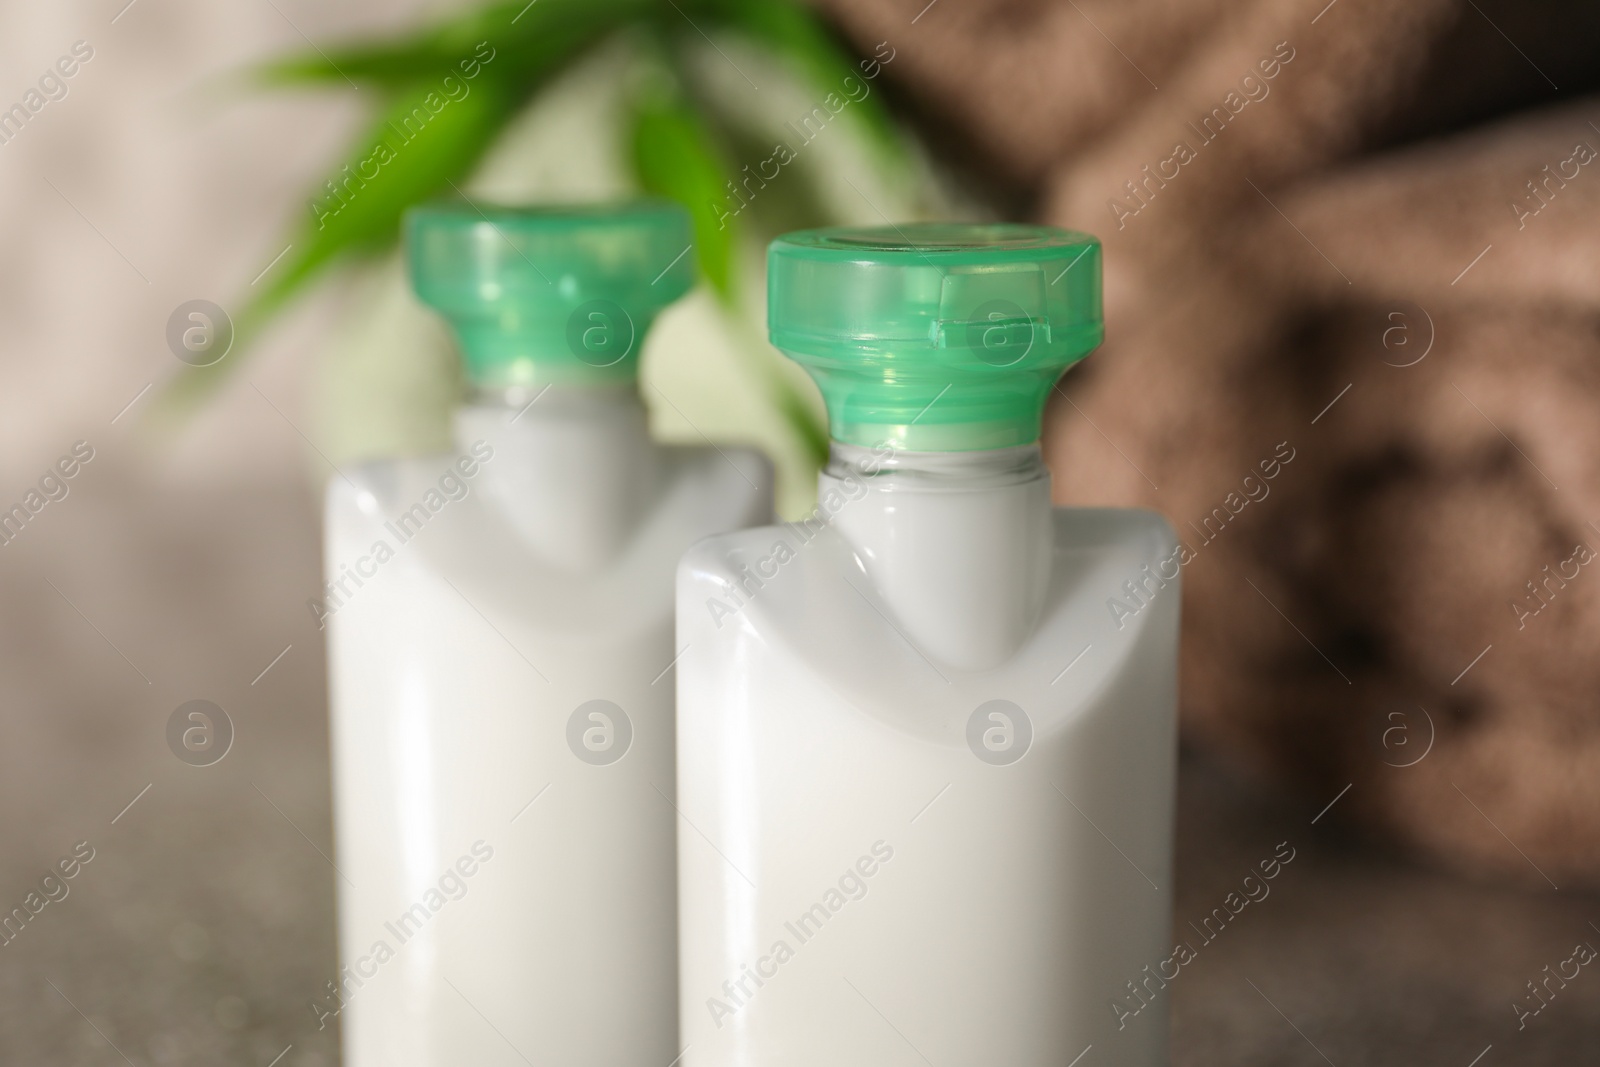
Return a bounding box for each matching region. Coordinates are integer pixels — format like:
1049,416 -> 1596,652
2,0 -> 1598,1062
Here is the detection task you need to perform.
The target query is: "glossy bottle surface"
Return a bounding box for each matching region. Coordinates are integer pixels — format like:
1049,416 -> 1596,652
675,446 -> 1179,1067
325,388 -> 771,1067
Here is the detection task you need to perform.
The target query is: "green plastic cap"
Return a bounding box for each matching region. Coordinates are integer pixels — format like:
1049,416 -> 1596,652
768,223 -> 1103,450
406,200 -> 696,389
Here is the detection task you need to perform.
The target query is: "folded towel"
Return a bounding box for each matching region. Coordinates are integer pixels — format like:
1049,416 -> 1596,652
815,0 -> 1600,885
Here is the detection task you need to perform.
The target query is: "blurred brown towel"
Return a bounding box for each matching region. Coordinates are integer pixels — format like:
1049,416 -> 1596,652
814,0 -> 1600,885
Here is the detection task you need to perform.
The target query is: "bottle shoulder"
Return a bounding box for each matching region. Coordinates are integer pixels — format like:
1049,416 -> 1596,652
324,452 -> 463,520
328,442 -> 772,631
326,444 -> 771,538
680,505 -> 1177,583
676,503 -> 1179,726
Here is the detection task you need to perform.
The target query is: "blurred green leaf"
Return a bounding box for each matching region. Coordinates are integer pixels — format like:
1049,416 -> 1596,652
716,119 -> 838,241
627,43 -> 828,464
628,73 -> 739,301
709,0 -> 906,174
163,0 -> 901,464
697,102 -> 832,244
154,77 -> 519,418
257,0 -> 662,87
769,365 -> 829,466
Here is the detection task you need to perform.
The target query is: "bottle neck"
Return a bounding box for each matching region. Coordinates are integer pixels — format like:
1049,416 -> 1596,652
454,382 -> 660,572
826,441 -> 1048,488
821,441 -> 1053,673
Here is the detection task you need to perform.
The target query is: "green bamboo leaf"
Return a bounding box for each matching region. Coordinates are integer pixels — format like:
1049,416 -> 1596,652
693,101 -> 833,247
255,0 -> 663,88
627,48 -> 828,464
708,0 -> 906,173
772,375 -> 829,466
152,77 -> 519,420
628,81 -> 739,300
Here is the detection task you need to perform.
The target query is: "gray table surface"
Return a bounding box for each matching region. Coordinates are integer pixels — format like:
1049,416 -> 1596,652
1,460 -> 1593,1065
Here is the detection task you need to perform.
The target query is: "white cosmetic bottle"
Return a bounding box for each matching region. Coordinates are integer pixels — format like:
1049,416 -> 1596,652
323,202 -> 771,1067
676,225 -> 1179,1066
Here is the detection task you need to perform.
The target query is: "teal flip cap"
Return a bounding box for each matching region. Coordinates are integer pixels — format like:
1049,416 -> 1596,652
406,200 -> 696,389
767,223 -> 1103,450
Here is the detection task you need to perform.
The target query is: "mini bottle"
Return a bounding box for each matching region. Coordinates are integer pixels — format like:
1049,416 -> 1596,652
676,224 -> 1179,1066
323,201 -> 771,1067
